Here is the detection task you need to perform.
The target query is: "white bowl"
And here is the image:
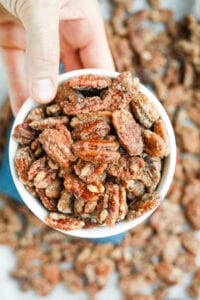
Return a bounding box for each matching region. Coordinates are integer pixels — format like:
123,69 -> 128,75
9,69 -> 176,239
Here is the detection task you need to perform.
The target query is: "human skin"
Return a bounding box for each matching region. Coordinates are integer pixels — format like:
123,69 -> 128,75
0,0 -> 114,115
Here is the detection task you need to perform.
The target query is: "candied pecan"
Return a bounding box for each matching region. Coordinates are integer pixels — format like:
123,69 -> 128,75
33,167 -> 56,189
118,186 -> 128,221
186,199 -> 200,230
175,252 -> 197,272
29,116 -> 68,130
70,111 -> 112,127
67,74 -> 111,90
31,138 -> 43,158
45,178 -> 62,199
28,156 -> 46,180
97,183 -> 119,226
13,124 -> 36,145
180,124 -> 200,154
149,9 -> 173,23
74,159 -> 107,183
127,9 -> 149,28
37,189 -> 57,211
167,179 -> 183,204
64,175 -> 100,202
182,179 -> 200,207
182,155 -> 200,180
39,126 -> 75,167
155,262 -> 184,285
140,50 -> 167,72
127,192 -> 161,220
113,0 -> 133,11
42,263 -> 61,284
71,119 -> 110,140
142,130 -> 169,158
25,107 -> 45,123
62,269 -> 83,292
124,180 -> 145,199
131,93 -> 159,128
46,104 -> 61,116
15,146 -> 34,185
57,190 -> 74,213
141,155 -> 161,190
119,274 -> 148,296
107,155 -> 145,180
74,197 -> 97,217
161,235 -> 181,264
60,87 -> 105,115
150,201 -> 185,234
103,72 -> 140,111
72,139 -> 120,163
112,7 -> 127,36
46,212 -> 85,230
112,110 -> 143,155
181,232 -> 200,255
154,119 -> 169,146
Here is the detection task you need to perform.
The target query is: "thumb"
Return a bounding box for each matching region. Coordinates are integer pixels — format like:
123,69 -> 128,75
19,0 -> 60,103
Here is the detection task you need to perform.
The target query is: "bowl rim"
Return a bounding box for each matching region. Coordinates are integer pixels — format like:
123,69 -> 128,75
9,68 -> 176,238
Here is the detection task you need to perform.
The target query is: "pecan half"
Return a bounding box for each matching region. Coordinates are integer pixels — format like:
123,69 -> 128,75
72,139 -> 120,163
37,189 -> 57,211
46,213 -> 85,230
103,72 -> 140,111
74,159 -> 107,183
13,124 -> 36,145
66,74 -> 112,90
64,175 -> 100,202
25,107 -> 45,123
142,130 -> 169,158
57,190 -> 74,213
29,116 -> 68,131
112,110 -> 143,155
15,147 -> 34,185
131,93 -> 159,128
97,183 -> 120,226
70,111 -> 112,128
118,186 -> 128,221
127,192 -> 161,220
108,155 -> 145,180
39,126 -> 75,167
72,119 -> 110,140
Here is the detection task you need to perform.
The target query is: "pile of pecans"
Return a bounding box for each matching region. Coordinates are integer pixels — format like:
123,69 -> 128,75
13,71 -> 169,230
0,0 -> 200,299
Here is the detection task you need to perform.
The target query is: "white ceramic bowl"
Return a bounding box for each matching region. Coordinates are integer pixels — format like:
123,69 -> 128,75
9,69 -> 176,239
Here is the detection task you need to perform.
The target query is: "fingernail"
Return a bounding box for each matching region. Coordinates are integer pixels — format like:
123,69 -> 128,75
32,78 -> 56,103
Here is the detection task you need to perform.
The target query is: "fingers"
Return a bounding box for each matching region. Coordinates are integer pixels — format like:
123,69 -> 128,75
60,0 -> 114,71
19,0 -> 60,103
79,1 -> 114,70
0,48 -> 28,116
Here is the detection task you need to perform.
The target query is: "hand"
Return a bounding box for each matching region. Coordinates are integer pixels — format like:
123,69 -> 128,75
0,0 -> 114,115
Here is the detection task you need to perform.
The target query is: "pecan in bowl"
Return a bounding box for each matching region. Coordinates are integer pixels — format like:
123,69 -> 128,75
9,69 -> 176,238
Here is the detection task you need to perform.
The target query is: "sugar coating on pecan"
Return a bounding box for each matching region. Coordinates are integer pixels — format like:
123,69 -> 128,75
13,124 -> 36,145
67,74 -> 112,90
39,126 -> 75,167
13,71 -> 169,230
127,192 -> 161,220
131,92 -> 159,128
46,213 -> 85,230
72,139 -> 120,163
112,110 -> 143,155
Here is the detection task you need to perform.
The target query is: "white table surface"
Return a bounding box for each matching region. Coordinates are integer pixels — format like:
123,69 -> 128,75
0,1 -> 200,299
